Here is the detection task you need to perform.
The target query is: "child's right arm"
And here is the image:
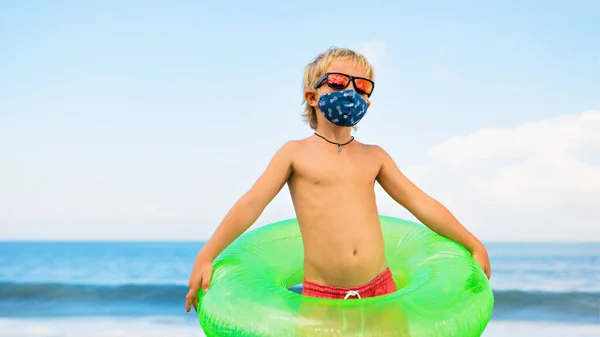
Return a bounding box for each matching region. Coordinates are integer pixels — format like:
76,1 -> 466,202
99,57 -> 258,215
185,141 -> 297,312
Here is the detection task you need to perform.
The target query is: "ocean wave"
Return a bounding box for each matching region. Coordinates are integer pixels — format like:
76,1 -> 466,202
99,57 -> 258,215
0,282 -> 598,323
0,282 -> 185,303
491,289 -> 599,323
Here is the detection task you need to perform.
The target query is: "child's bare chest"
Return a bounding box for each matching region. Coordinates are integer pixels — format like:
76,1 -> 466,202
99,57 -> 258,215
292,148 -> 380,186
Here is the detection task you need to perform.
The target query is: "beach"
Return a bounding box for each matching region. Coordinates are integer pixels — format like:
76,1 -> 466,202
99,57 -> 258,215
1,241 -> 598,336
1,317 -> 599,337
0,317 -> 598,337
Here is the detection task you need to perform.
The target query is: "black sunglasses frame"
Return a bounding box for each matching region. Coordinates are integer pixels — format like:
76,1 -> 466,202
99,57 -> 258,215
315,72 -> 375,97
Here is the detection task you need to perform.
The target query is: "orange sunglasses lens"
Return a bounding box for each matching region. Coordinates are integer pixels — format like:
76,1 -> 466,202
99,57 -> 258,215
328,73 -> 350,87
354,78 -> 373,95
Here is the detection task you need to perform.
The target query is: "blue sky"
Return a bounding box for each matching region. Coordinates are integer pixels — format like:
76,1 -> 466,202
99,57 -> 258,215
1,1 -> 599,241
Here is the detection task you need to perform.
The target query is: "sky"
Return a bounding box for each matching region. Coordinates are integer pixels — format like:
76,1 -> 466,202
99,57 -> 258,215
1,0 -> 599,242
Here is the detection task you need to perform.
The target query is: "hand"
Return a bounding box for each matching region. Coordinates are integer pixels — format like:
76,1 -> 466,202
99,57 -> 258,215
472,247 -> 491,279
185,258 -> 213,312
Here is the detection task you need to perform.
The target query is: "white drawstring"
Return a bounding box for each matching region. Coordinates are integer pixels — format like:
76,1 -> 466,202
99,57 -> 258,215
344,290 -> 361,300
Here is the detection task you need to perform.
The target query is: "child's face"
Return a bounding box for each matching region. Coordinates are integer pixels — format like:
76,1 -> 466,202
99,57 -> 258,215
305,58 -> 372,114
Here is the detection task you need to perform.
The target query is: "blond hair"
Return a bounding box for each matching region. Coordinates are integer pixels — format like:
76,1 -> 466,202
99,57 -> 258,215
302,47 -> 375,130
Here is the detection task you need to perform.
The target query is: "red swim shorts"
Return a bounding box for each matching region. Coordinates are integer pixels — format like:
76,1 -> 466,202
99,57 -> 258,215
302,267 -> 397,300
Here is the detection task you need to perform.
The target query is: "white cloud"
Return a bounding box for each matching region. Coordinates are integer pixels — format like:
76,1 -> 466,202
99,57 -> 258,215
375,110 -> 600,242
2,111 -> 598,242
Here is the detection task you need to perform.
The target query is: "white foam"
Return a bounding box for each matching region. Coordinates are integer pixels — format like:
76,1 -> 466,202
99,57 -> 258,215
483,320 -> 600,337
0,317 -> 204,337
0,317 -> 598,337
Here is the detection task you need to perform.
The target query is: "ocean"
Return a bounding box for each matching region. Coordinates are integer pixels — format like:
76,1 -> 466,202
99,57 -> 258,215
0,241 -> 598,336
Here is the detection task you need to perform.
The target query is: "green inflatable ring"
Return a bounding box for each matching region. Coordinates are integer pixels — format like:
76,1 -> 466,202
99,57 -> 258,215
196,216 -> 494,337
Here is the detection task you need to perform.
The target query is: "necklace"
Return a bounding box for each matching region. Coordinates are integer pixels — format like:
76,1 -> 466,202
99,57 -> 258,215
313,132 -> 355,154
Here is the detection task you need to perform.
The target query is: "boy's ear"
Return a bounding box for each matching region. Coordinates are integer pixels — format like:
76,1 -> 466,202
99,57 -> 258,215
304,90 -> 319,107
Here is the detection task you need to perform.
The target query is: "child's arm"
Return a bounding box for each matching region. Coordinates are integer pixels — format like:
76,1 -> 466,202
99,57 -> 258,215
374,146 -> 491,278
196,141 -> 295,262
186,141 -> 296,312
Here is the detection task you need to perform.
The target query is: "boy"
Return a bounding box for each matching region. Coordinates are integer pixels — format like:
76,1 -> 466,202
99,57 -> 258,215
185,47 -> 491,312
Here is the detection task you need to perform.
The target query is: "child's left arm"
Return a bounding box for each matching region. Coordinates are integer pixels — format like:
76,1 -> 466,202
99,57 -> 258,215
374,146 -> 491,279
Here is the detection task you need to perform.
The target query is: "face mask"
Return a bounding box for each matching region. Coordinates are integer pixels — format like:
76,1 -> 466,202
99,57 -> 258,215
317,89 -> 368,127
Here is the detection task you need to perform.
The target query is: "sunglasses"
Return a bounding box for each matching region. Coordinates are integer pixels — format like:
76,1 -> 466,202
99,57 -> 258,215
315,72 -> 375,97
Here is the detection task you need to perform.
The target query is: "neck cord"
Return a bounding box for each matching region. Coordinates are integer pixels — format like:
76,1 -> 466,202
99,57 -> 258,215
313,132 -> 355,154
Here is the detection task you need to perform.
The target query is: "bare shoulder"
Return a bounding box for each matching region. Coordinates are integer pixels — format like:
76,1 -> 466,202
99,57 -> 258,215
364,143 -> 390,155
240,140 -> 300,208
281,136 -> 320,155
360,143 -> 394,165
272,138 -> 317,168
273,139 -> 303,159
252,140 -> 302,180
361,143 -> 408,184
277,139 -> 301,153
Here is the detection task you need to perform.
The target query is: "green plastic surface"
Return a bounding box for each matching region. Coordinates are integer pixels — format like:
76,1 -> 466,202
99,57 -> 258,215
197,216 -> 494,337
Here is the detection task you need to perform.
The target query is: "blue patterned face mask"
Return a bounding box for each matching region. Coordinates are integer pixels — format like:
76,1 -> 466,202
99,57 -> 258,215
317,89 -> 368,127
